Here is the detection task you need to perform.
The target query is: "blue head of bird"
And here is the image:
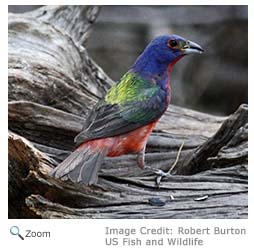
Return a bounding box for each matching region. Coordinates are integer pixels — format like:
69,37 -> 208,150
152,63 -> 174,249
131,34 -> 204,79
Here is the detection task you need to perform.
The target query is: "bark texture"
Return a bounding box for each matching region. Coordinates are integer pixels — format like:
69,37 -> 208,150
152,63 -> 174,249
8,5 -> 248,219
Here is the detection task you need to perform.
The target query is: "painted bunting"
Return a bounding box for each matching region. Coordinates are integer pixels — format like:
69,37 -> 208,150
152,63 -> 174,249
50,34 -> 204,185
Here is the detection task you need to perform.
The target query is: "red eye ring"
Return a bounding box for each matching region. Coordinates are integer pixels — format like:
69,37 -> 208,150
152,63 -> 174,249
168,39 -> 178,48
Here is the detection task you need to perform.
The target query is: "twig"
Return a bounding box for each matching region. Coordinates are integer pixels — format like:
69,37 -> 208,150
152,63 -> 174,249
155,140 -> 185,187
168,140 -> 185,174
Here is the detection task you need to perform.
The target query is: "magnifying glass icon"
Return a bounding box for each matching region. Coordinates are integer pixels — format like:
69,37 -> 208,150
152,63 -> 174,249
10,226 -> 24,240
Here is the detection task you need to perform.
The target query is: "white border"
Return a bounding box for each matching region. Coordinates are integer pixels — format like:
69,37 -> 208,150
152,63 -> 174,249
2,1 -> 252,249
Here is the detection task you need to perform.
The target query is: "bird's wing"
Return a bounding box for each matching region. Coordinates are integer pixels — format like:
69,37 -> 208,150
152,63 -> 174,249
74,72 -> 168,146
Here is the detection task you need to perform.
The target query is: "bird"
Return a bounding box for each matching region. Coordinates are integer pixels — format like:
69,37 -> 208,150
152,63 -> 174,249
50,34 -> 204,185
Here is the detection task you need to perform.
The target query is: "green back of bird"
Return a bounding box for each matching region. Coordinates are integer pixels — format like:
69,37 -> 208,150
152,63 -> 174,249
105,72 -> 159,105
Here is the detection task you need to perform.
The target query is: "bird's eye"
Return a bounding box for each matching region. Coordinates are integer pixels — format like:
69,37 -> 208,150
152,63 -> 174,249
168,39 -> 178,48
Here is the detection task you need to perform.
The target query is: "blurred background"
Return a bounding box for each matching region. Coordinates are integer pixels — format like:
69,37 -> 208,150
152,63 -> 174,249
9,5 -> 248,116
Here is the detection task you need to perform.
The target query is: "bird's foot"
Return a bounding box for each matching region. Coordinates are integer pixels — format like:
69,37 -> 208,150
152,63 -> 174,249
148,140 -> 185,188
154,169 -> 171,187
143,166 -> 171,187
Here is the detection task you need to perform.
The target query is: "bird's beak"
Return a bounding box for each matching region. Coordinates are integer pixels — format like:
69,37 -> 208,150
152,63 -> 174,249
182,40 -> 204,55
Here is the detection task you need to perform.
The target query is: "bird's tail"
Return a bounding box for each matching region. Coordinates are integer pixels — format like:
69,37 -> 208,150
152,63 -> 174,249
50,144 -> 107,185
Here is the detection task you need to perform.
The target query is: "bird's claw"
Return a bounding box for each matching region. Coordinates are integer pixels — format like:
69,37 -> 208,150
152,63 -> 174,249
154,140 -> 185,188
156,175 -> 163,187
143,166 -> 170,187
154,169 -> 170,187
154,169 -> 168,177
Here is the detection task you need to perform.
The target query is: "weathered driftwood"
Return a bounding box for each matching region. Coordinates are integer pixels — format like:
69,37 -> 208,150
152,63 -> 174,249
8,5 -> 248,219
